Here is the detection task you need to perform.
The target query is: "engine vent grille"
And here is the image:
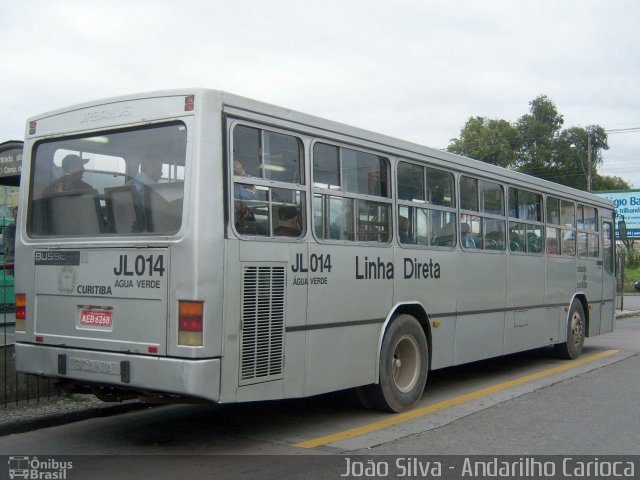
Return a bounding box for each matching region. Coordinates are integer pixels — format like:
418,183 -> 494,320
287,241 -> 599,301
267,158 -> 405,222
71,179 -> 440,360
240,265 -> 286,385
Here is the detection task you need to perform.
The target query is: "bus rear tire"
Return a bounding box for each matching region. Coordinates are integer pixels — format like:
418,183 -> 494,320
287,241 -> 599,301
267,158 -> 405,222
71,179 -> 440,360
358,314 -> 429,413
554,301 -> 586,359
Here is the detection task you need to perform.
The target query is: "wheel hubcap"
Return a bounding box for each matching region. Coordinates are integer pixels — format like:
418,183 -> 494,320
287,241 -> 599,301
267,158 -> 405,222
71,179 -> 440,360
392,335 -> 420,393
570,311 -> 584,348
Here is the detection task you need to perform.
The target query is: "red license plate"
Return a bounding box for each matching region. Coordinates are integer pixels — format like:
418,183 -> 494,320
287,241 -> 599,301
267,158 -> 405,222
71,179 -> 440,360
80,309 -> 113,328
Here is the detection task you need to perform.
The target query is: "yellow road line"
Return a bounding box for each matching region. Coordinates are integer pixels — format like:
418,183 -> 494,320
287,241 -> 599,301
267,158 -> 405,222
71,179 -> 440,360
294,349 -> 620,449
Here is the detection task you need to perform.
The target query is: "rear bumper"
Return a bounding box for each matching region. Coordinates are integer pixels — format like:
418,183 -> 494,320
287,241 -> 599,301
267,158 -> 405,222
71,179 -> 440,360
15,343 -> 221,402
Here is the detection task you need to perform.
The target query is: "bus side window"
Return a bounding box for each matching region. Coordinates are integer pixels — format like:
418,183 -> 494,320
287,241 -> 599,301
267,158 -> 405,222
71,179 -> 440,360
233,126 -> 261,178
313,143 -> 390,243
232,125 -> 305,239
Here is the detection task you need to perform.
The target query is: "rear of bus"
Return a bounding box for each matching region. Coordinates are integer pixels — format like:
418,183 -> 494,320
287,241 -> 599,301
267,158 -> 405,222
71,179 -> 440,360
14,90 -> 225,402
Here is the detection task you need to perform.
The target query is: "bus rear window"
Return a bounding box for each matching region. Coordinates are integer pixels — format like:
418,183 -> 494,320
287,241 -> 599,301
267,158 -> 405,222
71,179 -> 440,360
28,122 -> 187,237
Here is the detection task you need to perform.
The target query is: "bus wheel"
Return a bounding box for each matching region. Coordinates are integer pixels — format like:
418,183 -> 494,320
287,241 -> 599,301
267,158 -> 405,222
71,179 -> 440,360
360,314 -> 429,412
555,301 -> 586,359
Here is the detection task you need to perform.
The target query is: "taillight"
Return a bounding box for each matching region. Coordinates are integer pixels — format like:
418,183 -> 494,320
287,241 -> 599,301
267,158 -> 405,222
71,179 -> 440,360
184,95 -> 195,111
29,121 -> 37,135
178,301 -> 203,346
15,293 -> 26,331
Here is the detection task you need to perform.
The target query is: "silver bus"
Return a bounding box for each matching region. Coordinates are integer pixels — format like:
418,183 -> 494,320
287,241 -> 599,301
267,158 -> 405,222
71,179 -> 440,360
14,89 -> 616,412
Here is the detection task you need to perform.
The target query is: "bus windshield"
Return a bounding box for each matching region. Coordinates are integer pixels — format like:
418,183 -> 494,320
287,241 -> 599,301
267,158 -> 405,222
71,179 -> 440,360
28,122 -> 187,237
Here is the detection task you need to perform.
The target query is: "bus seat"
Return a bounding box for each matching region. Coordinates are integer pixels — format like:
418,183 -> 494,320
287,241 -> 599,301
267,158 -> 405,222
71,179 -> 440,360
145,186 -> 182,234
105,186 -> 143,234
44,190 -> 104,235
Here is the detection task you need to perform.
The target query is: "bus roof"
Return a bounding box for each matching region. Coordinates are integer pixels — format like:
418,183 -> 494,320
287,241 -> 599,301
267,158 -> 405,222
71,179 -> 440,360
26,88 -> 614,210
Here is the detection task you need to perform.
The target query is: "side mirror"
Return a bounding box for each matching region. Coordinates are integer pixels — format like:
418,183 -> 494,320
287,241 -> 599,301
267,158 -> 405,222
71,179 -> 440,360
618,220 -> 627,240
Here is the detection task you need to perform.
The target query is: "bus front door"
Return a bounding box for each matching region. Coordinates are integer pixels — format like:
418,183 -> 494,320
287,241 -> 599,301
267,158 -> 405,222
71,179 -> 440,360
600,219 -> 616,334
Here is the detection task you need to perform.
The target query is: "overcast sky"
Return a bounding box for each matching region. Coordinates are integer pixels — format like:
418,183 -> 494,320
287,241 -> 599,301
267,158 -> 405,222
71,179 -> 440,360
1,0 -> 639,186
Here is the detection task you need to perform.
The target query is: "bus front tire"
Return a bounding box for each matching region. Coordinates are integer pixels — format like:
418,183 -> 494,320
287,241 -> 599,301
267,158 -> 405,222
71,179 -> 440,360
358,314 -> 429,413
555,301 -> 586,359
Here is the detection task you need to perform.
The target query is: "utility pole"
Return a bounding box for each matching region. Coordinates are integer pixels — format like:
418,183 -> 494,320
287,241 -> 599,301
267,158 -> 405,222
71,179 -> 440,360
570,132 -> 594,193
587,133 -> 592,192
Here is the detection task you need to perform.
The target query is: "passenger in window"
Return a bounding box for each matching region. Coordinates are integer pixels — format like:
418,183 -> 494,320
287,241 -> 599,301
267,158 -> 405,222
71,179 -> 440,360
430,185 -> 444,205
43,154 -> 92,194
233,159 -> 250,177
528,232 -> 542,253
368,170 -> 381,196
547,238 -> 559,255
399,216 -> 411,243
509,227 -> 524,252
128,157 -> 163,197
233,159 -> 256,199
461,222 -> 476,248
234,203 -> 256,234
434,216 -> 455,247
274,206 -> 302,237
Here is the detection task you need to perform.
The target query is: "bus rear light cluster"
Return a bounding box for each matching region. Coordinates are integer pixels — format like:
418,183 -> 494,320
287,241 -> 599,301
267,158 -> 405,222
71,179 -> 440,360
178,301 -> 203,346
15,294 -> 26,332
184,95 -> 195,111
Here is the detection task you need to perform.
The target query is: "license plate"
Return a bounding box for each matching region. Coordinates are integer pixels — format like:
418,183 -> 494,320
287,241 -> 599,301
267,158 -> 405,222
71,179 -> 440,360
80,309 -> 113,328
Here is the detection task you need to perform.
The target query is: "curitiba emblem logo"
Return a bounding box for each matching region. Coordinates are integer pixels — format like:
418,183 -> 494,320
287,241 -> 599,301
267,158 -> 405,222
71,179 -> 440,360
58,266 -> 77,294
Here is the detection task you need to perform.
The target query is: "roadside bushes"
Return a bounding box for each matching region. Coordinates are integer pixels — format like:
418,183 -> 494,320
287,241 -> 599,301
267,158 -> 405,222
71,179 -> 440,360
626,248 -> 640,270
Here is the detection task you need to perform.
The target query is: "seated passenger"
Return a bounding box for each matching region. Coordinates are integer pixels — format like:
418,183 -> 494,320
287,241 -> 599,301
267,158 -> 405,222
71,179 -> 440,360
43,154 -> 93,195
234,202 -> 256,234
398,216 -> 412,243
233,159 -> 256,200
128,157 -> 162,197
274,206 -> 302,237
433,217 -> 455,247
461,222 -> 476,248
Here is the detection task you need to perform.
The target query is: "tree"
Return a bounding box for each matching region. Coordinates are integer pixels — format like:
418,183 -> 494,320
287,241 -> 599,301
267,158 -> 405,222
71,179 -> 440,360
447,117 -> 519,168
447,95 -> 629,191
592,173 -> 630,191
514,96 -> 564,180
557,125 -> 612,191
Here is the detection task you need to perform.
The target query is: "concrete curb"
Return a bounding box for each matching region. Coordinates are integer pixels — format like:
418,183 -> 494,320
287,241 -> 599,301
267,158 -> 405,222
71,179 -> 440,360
616,310 -> 640,320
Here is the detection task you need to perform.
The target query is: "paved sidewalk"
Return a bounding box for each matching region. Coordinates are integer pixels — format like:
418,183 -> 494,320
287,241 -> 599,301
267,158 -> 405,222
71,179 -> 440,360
1,309 -> 638,437
0,395 -> 148,436
615,309 -> 638,319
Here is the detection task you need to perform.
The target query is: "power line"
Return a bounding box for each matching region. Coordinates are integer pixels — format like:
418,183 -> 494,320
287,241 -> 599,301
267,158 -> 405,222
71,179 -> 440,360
605,127 -> 640,135
602,122 -> 640,129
